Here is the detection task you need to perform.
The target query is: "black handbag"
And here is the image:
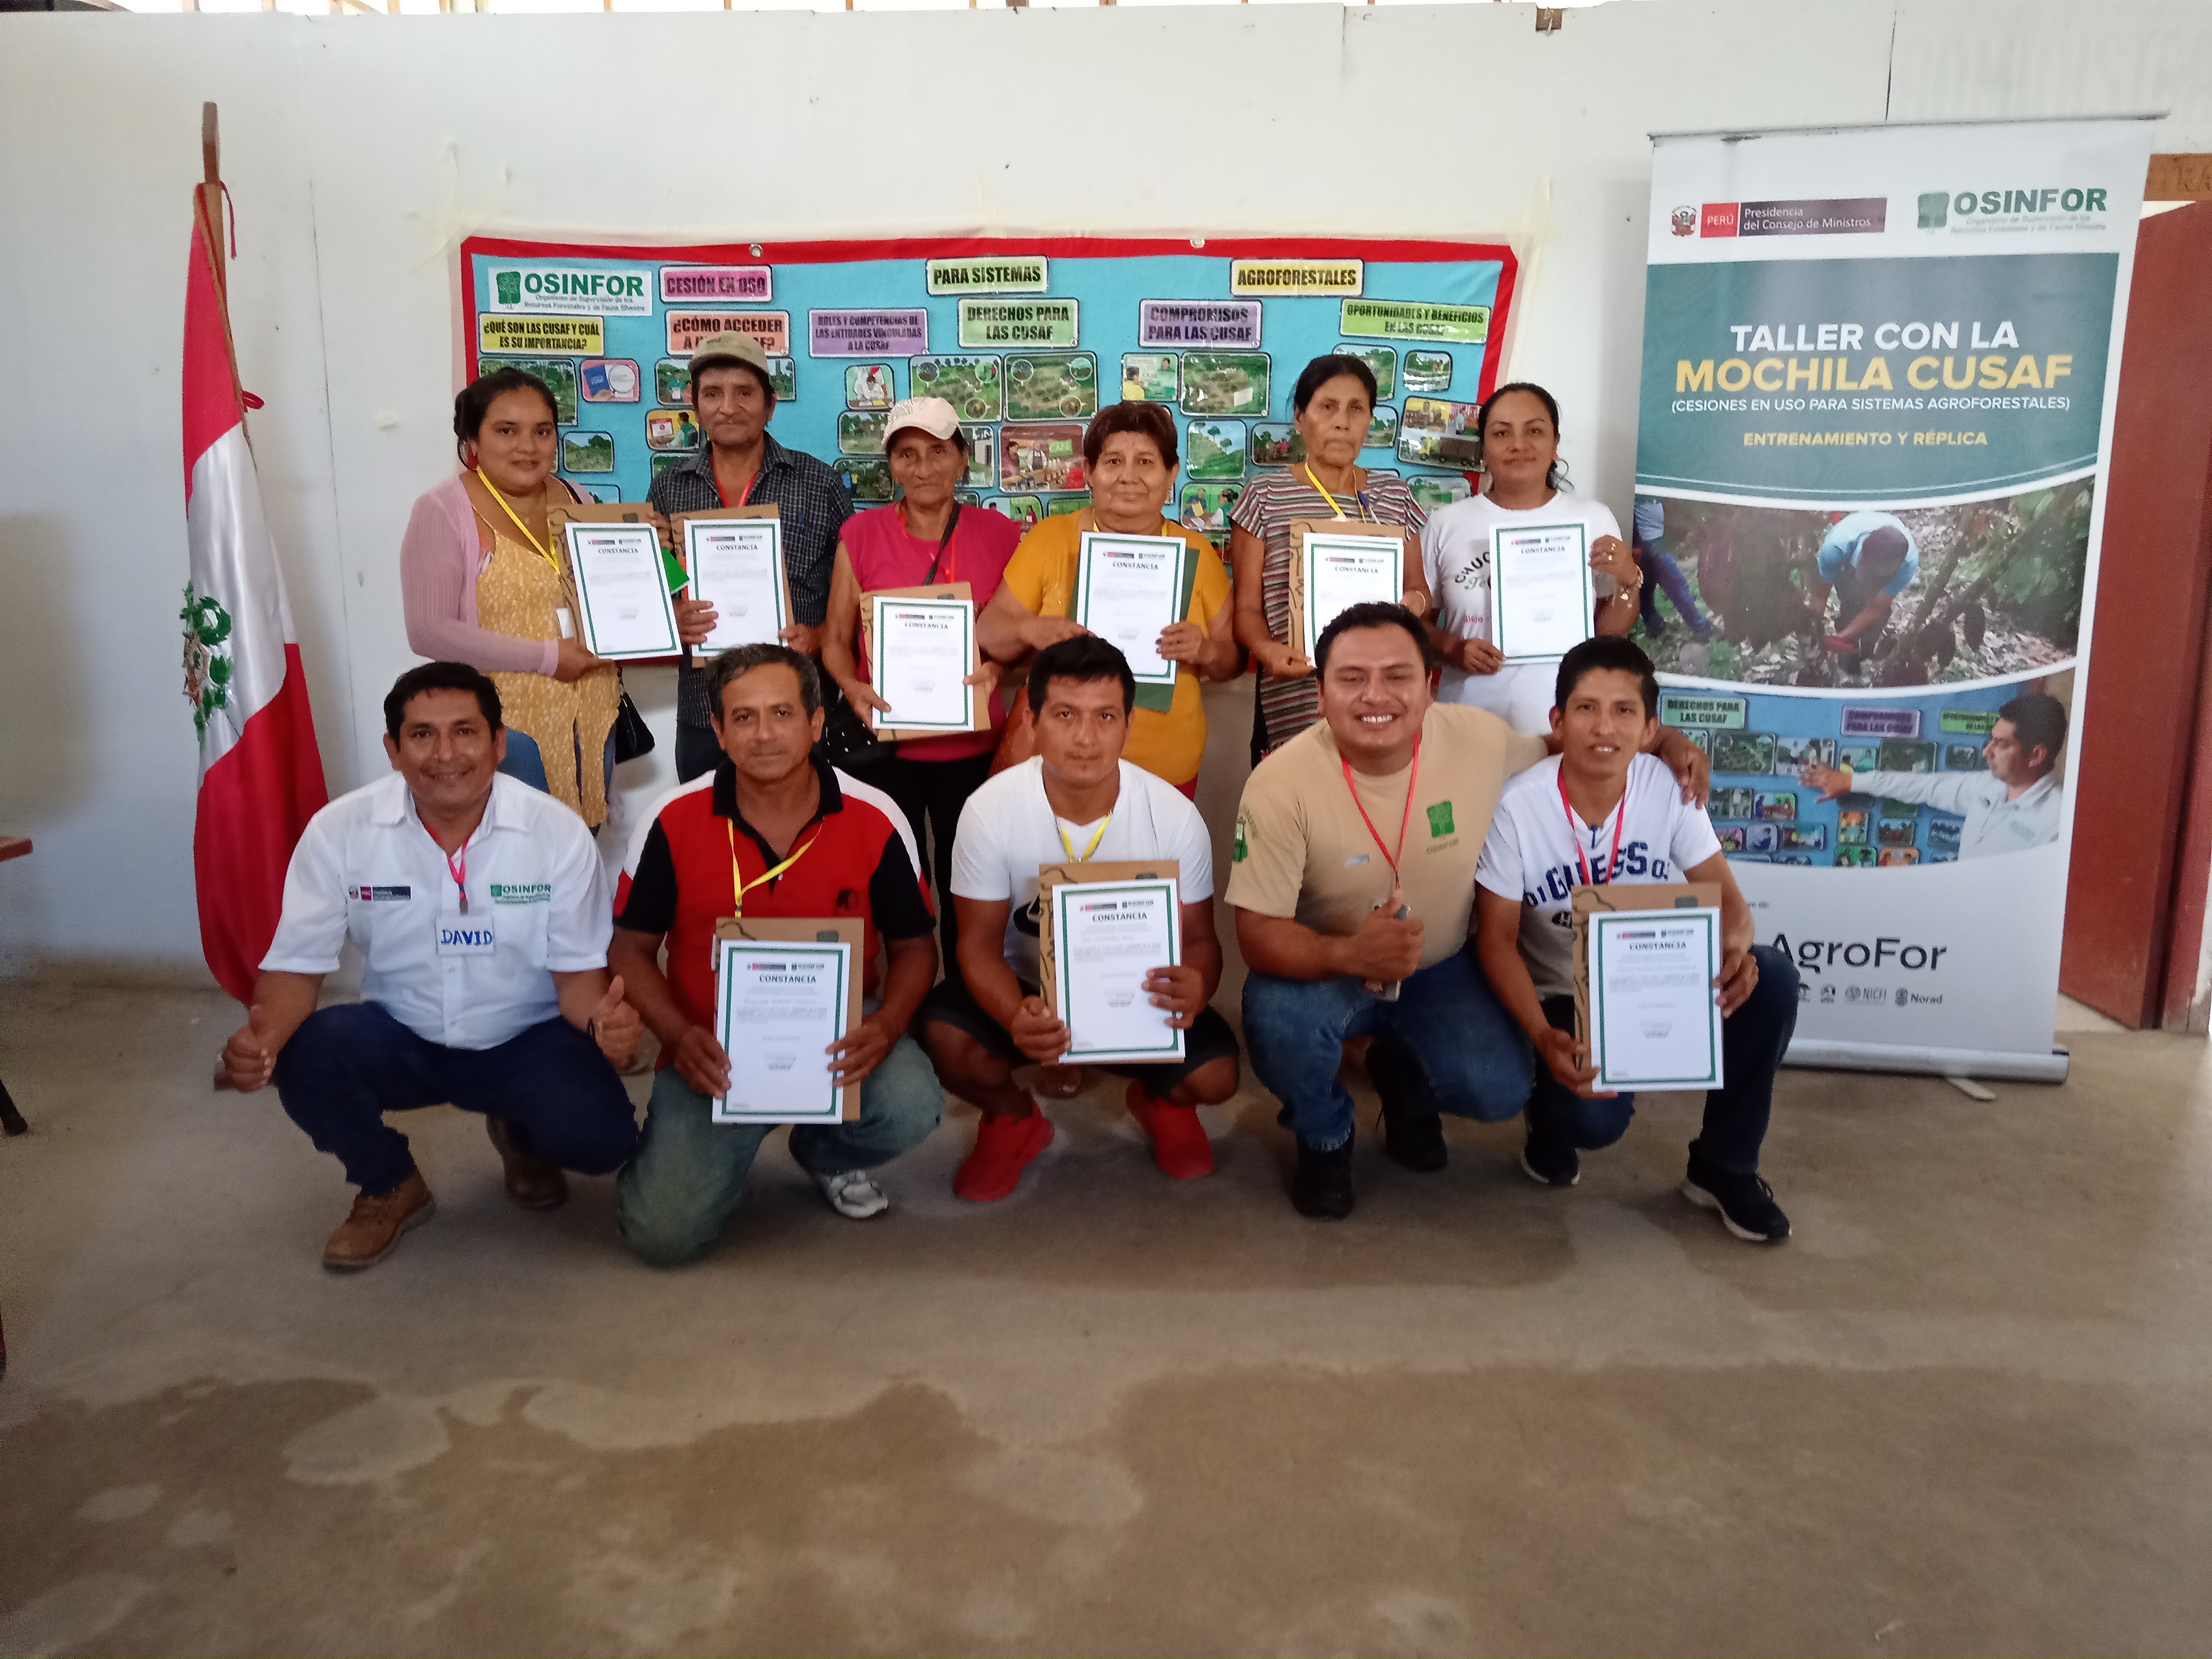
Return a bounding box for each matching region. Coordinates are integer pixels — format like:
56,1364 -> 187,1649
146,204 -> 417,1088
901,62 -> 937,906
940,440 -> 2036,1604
612,686 -> 655,762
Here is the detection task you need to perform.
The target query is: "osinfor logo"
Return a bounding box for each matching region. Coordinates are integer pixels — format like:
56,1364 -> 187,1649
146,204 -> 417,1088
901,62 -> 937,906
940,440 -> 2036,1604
1920,186 -> 2110,228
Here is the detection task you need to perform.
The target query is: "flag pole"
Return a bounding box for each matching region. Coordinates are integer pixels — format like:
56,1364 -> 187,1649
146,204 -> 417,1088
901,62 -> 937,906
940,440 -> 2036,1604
201,102 -> 223,296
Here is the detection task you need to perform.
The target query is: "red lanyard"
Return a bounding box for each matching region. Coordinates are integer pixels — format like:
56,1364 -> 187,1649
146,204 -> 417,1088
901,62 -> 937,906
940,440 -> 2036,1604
716,467 -> 757,510
425,820 -> 470,913
1342,738 -> 1421,883
1558,767 -> 1627,888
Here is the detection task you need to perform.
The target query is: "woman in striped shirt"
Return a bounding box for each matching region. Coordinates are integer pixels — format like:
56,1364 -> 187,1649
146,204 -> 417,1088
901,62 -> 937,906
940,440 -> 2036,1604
1228,354 -> 1431,760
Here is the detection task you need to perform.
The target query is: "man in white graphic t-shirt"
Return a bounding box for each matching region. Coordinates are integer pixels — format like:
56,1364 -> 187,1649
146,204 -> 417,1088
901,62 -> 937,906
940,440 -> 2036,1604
920,637 -> 1237,1204
1473,637 -> 1800,1243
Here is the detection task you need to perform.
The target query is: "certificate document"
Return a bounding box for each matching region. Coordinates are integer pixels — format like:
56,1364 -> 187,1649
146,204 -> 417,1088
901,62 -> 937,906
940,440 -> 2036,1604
566,523 -> 682,659
1076,533 -> 1187,687
686,519 -> 788,652
868,595 -> 975,732
1049,876 -> 1186,1065
1300,531 -> 1401,661
711,936 -> 852,1123
1488,522 -> 1593,662
1587,908 -> 1724,1091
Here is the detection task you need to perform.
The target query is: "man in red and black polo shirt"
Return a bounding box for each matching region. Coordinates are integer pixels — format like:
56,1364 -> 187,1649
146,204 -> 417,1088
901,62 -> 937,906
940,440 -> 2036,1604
610,644 -> 944,1265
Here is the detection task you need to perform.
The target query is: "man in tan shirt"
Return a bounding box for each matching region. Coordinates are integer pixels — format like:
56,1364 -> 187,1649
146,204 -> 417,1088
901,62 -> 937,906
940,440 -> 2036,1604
1227,602 -> 1707,1219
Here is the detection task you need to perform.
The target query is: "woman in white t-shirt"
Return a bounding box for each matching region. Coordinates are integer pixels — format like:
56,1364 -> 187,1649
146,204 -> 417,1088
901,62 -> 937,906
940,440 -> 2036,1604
1420,382 -> 1643,734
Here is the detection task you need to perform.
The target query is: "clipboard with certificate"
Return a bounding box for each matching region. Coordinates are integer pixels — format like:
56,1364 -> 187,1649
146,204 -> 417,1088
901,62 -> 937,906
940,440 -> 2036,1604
1488,521 -> 1594,662
710,916 -> 864,1123
857,581 -> 991,741
674,506 -> 789,653
1285,517 -> 1406,663
1569,883 -> 1726,1093
1036,859 -> 1185,1066
547,501 -> 683,661
1074,531 -> 1190,690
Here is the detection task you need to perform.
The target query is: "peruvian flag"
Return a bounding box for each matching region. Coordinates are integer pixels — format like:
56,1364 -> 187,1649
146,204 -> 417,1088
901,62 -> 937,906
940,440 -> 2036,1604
184,183 -> 327,1004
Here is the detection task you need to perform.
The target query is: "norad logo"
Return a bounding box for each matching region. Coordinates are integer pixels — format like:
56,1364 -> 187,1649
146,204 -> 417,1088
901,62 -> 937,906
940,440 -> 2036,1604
1919,186 -> 2109,228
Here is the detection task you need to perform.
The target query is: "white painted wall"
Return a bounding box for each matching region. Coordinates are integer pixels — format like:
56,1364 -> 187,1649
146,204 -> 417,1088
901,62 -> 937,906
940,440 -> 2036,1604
2,0 -> 2209,983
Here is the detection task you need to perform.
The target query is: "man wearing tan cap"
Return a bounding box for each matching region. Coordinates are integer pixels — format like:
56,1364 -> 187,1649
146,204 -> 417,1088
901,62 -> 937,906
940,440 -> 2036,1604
648,331 -> 854,783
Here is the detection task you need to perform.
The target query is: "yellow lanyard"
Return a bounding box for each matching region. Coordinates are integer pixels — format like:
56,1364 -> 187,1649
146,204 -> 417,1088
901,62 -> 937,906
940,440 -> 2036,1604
475,469 -> 563,577
1303,464 -> 1371,523
1056,812 -> 1111,863
728,820 -> 822,918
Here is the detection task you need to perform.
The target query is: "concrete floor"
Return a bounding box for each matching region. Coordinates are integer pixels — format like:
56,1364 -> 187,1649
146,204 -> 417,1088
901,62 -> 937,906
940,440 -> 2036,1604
3,970 -> 2211,1657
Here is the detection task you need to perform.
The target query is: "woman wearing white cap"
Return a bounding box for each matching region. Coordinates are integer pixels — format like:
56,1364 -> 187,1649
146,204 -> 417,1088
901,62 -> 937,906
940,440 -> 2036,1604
822,396 -> 1022,978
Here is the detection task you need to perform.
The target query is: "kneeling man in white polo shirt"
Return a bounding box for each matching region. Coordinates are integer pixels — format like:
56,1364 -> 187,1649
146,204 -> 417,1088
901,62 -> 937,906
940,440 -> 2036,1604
220,663 -> 640,1269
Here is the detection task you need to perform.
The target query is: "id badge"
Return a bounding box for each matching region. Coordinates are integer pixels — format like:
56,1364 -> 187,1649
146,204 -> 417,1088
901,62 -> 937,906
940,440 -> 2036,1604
556,606 -> 576,640
436,915 -> 498,957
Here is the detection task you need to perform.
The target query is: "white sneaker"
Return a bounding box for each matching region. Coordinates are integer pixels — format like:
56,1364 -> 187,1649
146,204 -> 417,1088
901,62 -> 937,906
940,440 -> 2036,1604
815,1168 -> 891,1220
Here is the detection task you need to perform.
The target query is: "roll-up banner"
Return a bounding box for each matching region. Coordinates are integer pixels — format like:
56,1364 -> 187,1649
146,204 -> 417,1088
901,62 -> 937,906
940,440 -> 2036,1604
1633,118 -> 2152,1081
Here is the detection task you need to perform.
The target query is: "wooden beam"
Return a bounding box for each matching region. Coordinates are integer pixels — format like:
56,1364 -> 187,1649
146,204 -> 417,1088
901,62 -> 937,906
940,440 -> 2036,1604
2147,154 -> 2212,202
201,103 -> 224,299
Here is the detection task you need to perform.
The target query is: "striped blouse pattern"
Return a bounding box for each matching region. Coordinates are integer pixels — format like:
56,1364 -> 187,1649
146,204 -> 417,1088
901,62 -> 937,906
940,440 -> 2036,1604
1230,469 -> 1427,752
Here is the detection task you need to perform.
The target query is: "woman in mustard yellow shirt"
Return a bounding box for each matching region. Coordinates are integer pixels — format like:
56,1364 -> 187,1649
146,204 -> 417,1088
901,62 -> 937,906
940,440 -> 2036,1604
977,402 -> 1239,793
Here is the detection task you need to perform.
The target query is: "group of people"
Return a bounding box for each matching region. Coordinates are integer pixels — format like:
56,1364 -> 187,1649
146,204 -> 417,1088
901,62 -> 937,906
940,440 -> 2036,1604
227,344 -> 1811,1272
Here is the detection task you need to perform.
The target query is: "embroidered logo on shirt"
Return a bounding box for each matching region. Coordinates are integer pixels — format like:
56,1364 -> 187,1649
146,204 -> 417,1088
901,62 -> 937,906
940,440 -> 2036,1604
348,885 -> 412,901
1232,814 -> 1250,863
1426,801 -> 1455,838
490,882 -> 553,904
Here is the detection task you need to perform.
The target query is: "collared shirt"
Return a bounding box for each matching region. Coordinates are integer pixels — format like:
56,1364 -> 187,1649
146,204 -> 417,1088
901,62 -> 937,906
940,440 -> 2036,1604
647,430 -> 854,728
1847,768 -> 2062,860
1225,703 -> 1549,972
261,773 -> 611,1050
613,755 -> 934,1051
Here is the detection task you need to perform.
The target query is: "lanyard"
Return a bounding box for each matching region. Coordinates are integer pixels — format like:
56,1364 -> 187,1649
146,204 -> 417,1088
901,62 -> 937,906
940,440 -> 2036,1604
1341,738 -> 1421,883
716,465 -> 757,511
1558,767 -> 1628,888
1304,464 -> 1373,523
475,469 -> 561,576
727,819 -> 821,918
422,817 -> 471,913
1056,812 -> 1111,863
903,501 -> 962,585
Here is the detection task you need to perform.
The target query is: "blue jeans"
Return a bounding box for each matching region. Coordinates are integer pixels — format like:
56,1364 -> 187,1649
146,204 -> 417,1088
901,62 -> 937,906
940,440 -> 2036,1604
1636,536 -> 1709,633
497,729 -> 618,818
1528,944 -> 1800,1175
273,1002 -> 638,1194
616,1030 -> 944,1266
1243,947 -> 1533,1151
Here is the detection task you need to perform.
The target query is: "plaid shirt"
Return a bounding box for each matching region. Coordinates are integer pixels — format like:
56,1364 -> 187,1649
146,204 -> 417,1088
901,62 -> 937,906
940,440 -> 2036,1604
648,430 -> 854,728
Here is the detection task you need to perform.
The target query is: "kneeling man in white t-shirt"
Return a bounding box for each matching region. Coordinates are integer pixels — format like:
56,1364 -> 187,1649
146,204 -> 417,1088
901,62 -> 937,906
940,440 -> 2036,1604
1473,637 -> 1800,1243
920,637 -> 1238,1203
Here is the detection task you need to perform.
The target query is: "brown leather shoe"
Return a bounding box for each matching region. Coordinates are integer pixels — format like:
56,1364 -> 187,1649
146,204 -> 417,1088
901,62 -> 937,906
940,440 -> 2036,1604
486,1115 -> 569,1210
323,1172 -> 435,1270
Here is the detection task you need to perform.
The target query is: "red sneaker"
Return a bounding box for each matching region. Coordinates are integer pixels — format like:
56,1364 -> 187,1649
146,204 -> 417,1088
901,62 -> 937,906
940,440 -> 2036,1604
954,1107 -> 1055,1202
1127,1082 -> 1215,1180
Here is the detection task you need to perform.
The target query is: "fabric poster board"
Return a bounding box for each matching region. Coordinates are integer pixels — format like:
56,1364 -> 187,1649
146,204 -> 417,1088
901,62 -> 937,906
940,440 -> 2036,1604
459,235 -> 1516,547
1633,118 -> 2151,1081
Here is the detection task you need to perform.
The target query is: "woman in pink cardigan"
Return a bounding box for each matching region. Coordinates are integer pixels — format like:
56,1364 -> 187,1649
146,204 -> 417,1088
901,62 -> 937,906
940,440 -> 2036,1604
401,368 -> 710,826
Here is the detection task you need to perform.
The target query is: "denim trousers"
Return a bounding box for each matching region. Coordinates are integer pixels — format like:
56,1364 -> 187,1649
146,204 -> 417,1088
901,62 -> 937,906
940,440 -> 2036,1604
273,1002 -> 637,1194
616,1029 -> 943,1266
1636,536 -> 1709,632
497,729 -> 619,820
1527,944 -> 1800,1174
1242,946 -> 1533,1151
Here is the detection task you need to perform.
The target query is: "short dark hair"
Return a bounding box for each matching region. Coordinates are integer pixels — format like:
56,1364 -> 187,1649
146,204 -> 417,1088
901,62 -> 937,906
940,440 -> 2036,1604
385,661 -> 502,741
1554,636 -> 1660,719
1082,401 -> 1178,471
1861,524 -> 1912,578
706,643 -> 821,720
1292,353 -> 1378,415
1998,692 -> 2067,766
1028,636 -> 1136,715
690,355 -> 777,406
1474,381 -> 1570,491
454,368 -> 558,461
1313,602 -> 1437,678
